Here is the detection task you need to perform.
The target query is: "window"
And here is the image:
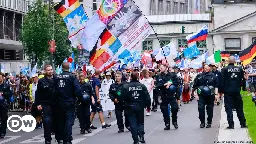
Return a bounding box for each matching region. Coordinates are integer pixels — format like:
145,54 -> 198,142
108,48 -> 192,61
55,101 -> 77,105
178,39 -> 188,48
180,3 -> 185,14
150,0 -> 156,15
158,0 -> 163,15
160,40 -> 170,47
166,1 -> 171,14
92,0 -> 97,11
26,0 -> 29,11
196,40 -> 206,48
18,0 -> 22,11
142,40 -> 153,51
23,0 -> 25,11
13,0 -> 16,9
173,2 -> 178,14
8,0 -> 11,8
225,38 -> 241,50
252,37 -> 256,43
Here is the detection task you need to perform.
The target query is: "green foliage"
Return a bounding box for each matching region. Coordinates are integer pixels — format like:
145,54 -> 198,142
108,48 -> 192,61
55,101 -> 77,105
21,0 -> 51,64
242,91 -> 256,144
52,13 -> 72,66
21,0 -> 73,67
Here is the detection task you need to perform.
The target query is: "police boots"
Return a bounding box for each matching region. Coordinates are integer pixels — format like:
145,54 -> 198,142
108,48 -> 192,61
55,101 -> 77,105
139,135 -> 146,143
164,123 -> 170,130
173,122 -> 178,129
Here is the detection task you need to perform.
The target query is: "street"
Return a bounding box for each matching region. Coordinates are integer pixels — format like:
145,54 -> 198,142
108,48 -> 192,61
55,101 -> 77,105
0,100 -> 222,144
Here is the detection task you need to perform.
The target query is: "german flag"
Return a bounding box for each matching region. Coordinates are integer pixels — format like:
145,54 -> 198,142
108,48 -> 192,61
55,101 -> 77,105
54,0 -> 80,18
220,51 -> 230,60
239,40 -> 256,65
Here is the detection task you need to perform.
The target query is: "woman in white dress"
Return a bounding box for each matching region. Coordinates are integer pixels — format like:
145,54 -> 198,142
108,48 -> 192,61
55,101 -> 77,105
140,69 -> 154,116
101,72 -> 115,118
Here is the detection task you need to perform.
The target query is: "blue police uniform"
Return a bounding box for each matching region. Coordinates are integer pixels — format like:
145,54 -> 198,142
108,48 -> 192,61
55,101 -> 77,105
35,76 -> 56,143
109,82 -> 130,132
193,71 -> 218,128
120,80 -> 151,144
221,64 -> 247,128
0,82 -> 11,139
77,82 -> 94,134
155,72 -> 179,130
54,71 -> 83,144
212,69 -> 224,94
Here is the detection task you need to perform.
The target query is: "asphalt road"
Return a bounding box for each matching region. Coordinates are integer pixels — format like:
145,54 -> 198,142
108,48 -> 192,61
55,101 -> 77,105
0,100 -> 222,144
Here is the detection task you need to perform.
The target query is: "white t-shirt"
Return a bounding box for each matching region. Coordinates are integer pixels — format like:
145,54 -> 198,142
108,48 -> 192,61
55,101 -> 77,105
140,77 -> 154,99
32,83 -> 37,102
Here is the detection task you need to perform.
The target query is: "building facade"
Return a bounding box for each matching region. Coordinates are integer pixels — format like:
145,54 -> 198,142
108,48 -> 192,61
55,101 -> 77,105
208,2 -> 256,55
0,0 -> 30,73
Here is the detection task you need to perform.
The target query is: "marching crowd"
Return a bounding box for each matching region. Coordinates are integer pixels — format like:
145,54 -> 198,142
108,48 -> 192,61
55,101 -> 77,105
0,56 -> 256,144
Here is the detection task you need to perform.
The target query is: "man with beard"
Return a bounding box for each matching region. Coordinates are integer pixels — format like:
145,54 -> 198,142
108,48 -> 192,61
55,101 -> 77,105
35,65 -> 57,144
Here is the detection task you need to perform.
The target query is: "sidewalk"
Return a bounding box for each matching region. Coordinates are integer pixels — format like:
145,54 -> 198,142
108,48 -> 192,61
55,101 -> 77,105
217,102 -> 253,143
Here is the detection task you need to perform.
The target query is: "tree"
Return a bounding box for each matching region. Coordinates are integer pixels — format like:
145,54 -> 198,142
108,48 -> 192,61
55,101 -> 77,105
21,0 -> 51,65
52,12 -> 72,66
21,0 -> 72,67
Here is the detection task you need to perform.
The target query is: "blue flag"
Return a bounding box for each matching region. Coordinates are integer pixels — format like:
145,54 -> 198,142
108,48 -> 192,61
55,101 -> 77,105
183,44 -> 200,59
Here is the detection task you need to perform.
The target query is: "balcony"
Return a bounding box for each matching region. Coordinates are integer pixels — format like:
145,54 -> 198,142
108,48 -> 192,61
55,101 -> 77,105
146,14 -> 212,25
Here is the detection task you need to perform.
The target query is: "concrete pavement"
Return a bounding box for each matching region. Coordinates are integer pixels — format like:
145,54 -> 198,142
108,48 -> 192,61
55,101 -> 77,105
1,100 -> 222,144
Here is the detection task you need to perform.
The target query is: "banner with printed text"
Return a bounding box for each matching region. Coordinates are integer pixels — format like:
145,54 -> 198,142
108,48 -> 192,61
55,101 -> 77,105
107,0 -> 142,37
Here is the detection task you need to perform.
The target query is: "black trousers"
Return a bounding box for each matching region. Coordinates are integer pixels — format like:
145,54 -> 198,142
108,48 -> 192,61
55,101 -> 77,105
160,94 -> 179,126
115,104 -> 129,130
126,105 -> 144,143
198,95 -> 215,124
0,104 -> 8,136
224,93 -> 246,126
77,103 -> 91,130
42,105 -> 53,141
56,102 -> 76,143
152,89 -> 159,110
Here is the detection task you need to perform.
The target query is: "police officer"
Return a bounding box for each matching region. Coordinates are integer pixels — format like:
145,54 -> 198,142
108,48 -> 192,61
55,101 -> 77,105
54,62 -> 83,144
109,71 -> 130,133
0,72 -> 11,139
193,65 -> 218,128
221,56 -> 247,129
35,65 -> 56,144
120,71 -> 151,144
210,63 -> 223,105
77,73 -> 94,134
155,64 -> 179,130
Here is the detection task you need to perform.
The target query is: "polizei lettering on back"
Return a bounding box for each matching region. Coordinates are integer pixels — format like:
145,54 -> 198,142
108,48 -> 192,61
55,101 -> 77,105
129,86 -> 142,91
227,68 -> 240,73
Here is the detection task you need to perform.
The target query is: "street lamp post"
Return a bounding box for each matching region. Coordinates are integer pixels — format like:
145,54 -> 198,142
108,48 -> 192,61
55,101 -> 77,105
48,0 -> 55,67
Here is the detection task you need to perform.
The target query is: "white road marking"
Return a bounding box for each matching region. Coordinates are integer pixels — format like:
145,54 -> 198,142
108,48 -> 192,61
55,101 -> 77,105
20,134 -> 44,143
84,120 -> 117,137
145,122 -> 163,139
0,136 -> 21,144
72,138 -> 87,144
217,100 -> 252,142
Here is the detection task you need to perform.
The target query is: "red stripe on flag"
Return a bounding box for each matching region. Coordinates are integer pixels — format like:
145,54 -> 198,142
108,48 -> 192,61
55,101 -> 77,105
92,52 -> 111,69
101,30 -> 112,46
56,5 -> 66,14
187,34 -> 207,43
